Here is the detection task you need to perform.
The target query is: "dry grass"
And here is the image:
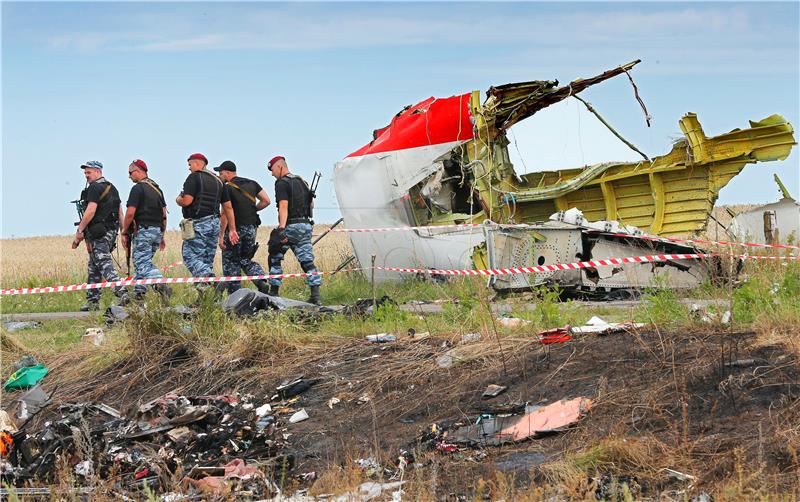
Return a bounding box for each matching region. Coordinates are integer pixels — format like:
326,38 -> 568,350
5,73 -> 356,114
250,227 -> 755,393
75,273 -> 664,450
0,225 -> 352,289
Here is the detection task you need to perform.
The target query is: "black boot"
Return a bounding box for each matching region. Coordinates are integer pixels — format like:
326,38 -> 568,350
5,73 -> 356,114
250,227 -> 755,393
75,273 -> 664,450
80,301 -> 99,312
117,291 -> 131,307
268,284 -> 280,296
308,285 -> 321,306
254,280 -> 271,295
154,284 -> 172,302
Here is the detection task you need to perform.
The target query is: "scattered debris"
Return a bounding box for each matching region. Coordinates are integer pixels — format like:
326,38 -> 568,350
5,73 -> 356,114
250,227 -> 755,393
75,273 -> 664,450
448,397 -> 592,446
276,377 -> 319,400
103,305 -> 129,325
16,385 -> 51,420
663,468 -> 696,483
481,384 -> 507,399
224,288 -> 324,317
289,409 -> 309,424
1,321 -> 41,333
3,363 -> 48,391
724,358 -> 770,369
407,328 -> 431,340
538,326 -> 572,344
326,397 -> 341,409
83,327 -> 105,346
1,392 -> 294,498
359,481 -> 405,501
690,304 -> 732,325
366,333 -> 397,343
460,332 -> 482,344
570,316 -> 646,335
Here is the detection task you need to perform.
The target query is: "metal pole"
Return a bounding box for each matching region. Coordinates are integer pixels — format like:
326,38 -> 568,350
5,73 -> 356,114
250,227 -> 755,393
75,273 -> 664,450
371,254 -> 377,311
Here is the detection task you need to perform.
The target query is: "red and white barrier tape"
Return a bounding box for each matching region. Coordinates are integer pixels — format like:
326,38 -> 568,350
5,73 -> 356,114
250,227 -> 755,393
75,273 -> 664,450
378,254 -> 797,277
0,269 -> 361,296
3,253 -> 798,297
326,223 -> 482,233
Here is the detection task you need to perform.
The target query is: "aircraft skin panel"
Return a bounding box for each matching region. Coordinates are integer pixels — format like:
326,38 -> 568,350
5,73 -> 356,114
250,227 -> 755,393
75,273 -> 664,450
334,62 -> 796,276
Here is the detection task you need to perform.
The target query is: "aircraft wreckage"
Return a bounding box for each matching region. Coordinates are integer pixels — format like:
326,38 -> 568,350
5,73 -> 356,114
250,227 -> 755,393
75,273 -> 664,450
333,60 -> 796,294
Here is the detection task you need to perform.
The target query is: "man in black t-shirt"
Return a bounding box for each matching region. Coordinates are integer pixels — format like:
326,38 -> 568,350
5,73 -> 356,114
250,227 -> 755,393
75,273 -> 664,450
175,153 -> 235,282
71,160 -> 129,311
266,156 -> 322,305
214,160 -> 272,294
121,159 -> 170,301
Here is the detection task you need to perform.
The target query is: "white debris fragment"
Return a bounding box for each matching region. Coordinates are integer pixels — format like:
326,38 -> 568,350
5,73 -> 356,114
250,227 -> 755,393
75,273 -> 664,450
83,328 -> 105,346
289,409 -> 309,424
571,316 -> 646,335
255,403 -> 272,417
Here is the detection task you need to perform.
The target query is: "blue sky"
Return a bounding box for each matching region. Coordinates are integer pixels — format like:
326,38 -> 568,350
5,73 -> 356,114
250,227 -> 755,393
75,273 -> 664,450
2,1 -> 798,238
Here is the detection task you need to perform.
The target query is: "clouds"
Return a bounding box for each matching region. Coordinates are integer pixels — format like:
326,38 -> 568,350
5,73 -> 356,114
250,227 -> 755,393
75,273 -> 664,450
7,3 -> 794,55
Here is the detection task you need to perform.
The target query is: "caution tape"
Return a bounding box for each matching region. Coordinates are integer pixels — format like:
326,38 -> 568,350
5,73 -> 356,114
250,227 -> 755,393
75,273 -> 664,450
326,223 -> 483,233
3,253 -> 797,297
0,269 -> 361,296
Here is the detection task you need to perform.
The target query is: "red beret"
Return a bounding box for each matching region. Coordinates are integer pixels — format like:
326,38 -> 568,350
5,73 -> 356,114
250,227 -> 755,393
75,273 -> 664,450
267,156 -> 285,170
130,159 -> 148,171
187,153 -> 208,164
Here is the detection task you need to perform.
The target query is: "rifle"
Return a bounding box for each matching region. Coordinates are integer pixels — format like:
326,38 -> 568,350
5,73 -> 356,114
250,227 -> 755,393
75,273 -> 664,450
70,196 -> 88,250
123,222 -> 136,278
308,171 -> 321,220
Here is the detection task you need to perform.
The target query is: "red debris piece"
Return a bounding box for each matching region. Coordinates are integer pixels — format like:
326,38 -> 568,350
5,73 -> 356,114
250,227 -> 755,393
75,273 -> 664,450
538,326 -> 572,344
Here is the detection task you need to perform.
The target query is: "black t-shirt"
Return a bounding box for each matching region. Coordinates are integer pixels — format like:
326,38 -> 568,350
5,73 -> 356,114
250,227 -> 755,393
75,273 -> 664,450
223,176 -> 263,228
182,170 -> 223,218
275,175 -> 311,220
127,179 -> 166,228
85,179 -> 121,228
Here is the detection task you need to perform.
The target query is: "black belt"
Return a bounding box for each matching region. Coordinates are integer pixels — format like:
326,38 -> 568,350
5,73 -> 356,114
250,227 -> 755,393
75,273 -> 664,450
287,218 -> 311,225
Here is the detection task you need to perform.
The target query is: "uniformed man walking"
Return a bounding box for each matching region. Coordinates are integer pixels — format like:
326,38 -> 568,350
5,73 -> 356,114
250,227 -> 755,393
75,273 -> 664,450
214,160 -> 272,294
121,159 -> 171,301
266,156 -> 322,305
176,153 -> 234,286
71,160 -> 130,311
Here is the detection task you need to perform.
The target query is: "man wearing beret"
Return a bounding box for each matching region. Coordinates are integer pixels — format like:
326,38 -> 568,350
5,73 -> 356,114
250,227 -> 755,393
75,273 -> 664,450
71,160 -> 130,310
214,160 -> 272,294
121,159 -> 170,301
176,153 -> 234,287
266,156 -> 322,305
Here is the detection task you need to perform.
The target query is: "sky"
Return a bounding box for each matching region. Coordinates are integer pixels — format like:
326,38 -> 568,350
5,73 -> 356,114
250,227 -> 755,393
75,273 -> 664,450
2,1 -> 798,238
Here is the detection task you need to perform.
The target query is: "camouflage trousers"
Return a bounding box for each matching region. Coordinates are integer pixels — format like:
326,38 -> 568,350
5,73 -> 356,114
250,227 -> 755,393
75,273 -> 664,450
181,215 -> 220,278
221,224 -> 267,293
268,223 -> 322,287
86,228 -> 128,302
132,226 -> 164,295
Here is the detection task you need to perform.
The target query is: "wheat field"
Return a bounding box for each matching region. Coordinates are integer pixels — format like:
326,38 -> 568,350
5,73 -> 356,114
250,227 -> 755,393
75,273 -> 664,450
0,225 -> 353,289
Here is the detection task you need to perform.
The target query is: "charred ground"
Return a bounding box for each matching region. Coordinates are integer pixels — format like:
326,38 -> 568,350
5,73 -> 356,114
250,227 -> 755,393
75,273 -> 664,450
10,313 -> 798,500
